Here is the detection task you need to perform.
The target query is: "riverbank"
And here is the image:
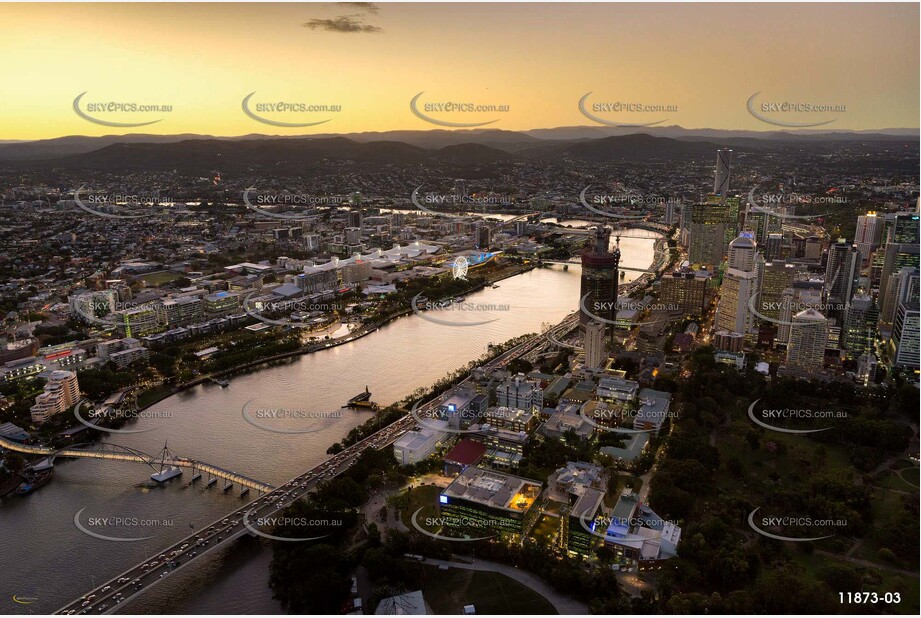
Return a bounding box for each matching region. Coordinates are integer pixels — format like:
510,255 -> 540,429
68,262 -> 538,437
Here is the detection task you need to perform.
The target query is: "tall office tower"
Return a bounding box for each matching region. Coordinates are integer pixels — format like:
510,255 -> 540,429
824,239 -> 861,318
347,209 -> 363,229
884,212 -> 920,245
777,280 -> 824,345
841,293 -> 879,360
786,308 -> 829,371
664,201 -> 681,226
889,268 -> 920,371
878,241 -> 920,330
580,227 -> 620,335
724,195 -> 743,244
476,225 -> 492,250
764,233 -> 784,261
583,321 -> 606,369
714,149 -> 732,196
759,261 -> 797,321
854,212 -> 884,265
716,233 -> 759,335
687,201 -> 731,266
453,179 -> 467,203
777,287 -> 797,345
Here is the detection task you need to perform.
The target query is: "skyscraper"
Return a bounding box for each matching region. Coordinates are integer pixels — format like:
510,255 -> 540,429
841,293 -> 879,360
889,268 -> 920,371
824,239 -> 861,318
878,242 -> 920,332
580,227 -> 620,338
716,233 -> 759,336
687,201 -> 731,266
854,212 -> 884,265
714,149 -> 732,197
477,225 -> 492,250
583,321 -> 606,369
786,308 -> 829,372
764,233 -> 783,262
758,260 -> 797,321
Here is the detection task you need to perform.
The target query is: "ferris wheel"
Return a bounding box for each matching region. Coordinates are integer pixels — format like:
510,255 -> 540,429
452,256 -> 469,280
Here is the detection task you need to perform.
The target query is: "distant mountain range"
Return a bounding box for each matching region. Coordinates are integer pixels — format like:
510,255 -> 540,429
0,125 -> 916,163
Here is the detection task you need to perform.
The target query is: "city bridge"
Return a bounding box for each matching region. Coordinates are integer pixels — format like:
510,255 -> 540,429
51,318 -> 578,615
0,436 -> 274,494
546,221 -> 672,239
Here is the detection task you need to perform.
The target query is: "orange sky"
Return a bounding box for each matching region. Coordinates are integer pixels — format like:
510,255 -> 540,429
1,2 -> 918,139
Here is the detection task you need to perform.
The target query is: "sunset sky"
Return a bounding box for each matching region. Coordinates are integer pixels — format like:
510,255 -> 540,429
1,2 -> 918,139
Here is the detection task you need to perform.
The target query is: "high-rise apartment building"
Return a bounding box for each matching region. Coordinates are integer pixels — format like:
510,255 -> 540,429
583,321 -> 606,369
786,308 -> 829,371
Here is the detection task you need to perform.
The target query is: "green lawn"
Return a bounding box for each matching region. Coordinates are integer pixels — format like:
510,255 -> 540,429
137,270 -> 185,285
398,484 -> 443,531
418,564 -> 557,614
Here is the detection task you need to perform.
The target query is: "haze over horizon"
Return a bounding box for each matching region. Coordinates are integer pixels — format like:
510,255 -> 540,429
2,2 -> 918,140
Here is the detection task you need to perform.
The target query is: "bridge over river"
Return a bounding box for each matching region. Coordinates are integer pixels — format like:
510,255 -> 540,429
0,436 -> 274,494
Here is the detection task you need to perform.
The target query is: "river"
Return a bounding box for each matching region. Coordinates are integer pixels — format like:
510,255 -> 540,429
0,236 -> 657,615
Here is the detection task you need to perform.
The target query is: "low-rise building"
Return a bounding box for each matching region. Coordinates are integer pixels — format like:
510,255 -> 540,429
392,420 -> 449,465
439,467 -> 543,537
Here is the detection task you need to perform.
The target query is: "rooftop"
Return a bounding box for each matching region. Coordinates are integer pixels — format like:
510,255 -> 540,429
441,466 -> 542,513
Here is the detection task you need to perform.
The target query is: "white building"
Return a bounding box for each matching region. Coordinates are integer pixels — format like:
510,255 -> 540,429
583,321 -> 606,369
786,308 -> 829,371
393,420 -> 449,465
716,233 -> 759,336
30,370 -> 80,425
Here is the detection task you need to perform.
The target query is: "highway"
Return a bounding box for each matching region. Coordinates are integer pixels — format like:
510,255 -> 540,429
54,314 -> 579,615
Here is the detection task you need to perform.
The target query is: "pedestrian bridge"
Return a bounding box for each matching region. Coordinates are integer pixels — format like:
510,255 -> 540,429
0,436 -> 274,493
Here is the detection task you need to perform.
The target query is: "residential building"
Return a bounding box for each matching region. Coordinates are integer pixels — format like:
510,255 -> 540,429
30,370 -> 80,425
